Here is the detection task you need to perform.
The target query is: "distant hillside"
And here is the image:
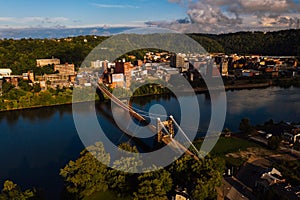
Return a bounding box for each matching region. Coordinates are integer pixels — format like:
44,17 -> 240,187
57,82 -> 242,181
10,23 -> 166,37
0,35 -> 108,74
0,27 -> 136,39
1,29 -> 300,75
189,29 -> 300,56
187,34 -> 225,53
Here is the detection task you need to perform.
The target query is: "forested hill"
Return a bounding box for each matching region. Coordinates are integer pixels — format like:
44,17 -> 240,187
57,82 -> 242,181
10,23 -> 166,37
189,29 -> 300,56
0,36 -> 108,74
0,29 -> 300,75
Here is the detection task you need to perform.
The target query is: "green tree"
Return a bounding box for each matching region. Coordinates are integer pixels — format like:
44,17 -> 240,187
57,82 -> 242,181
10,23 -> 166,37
107,143 -> 141,198
18,80 -> 32,92
0,180 -> 36,200
35,90 -> 54,106
239,118 -> 254,134
18,93 -> 33,108
4,89 -> 27,101
60,142 -> 111,199
169,155 -> 224,200
32,83 -> 41,93
264,119 -> 274,126
133,169 -> 172,200
2,82 -> 15,93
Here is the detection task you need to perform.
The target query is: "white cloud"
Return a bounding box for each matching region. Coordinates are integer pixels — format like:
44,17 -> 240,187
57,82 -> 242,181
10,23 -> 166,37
154,0 -> 300,33
0,17 -> 69,28
0,17 -> 69,23
0,17 -> 15,22
91,3 -> 139,9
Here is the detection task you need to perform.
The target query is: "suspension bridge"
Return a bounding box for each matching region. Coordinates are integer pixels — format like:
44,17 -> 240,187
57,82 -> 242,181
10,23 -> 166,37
97,83 -> 200,161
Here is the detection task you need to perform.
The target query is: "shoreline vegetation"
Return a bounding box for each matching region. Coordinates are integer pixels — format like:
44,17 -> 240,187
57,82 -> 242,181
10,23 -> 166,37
2,118 -> 299,200
0,78 -> 299,112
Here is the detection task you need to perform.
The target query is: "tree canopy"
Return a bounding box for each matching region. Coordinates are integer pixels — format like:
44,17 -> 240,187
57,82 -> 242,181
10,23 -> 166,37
60,141 -> 225,200
0,180 -> 37,200
59,142 -> 111,199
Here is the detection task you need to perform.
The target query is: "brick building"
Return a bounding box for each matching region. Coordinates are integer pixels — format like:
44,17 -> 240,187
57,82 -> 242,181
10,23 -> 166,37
54,63 -> 75,75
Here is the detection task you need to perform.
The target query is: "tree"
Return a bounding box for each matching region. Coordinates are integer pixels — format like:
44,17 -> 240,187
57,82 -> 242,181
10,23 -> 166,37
3,88 -> 27,101
169,155 -> 225,200
45,80 -> 51,86
264,119 -> 274,126
35,90 -> 53,106
32,83 -> 41,93
0,180 -> 36,200
18,80 -> 32,92
19,93 -> 33,108
107,143 -> 142,197
133,169 -> 172,200
60,142 -> 111,199
2,82 -> 14,93
239,118 -> 254,134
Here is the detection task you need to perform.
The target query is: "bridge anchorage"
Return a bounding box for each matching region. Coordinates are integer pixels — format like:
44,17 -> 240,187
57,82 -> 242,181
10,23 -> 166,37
96,83 -> 200,161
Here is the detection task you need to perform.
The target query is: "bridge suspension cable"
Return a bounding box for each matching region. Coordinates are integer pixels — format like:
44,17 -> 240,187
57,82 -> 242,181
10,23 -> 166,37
157,118 -> 185,154
170,115 -> 200,158
96,82 -> 200,160
131,107 -> 169,118
97,83 -> 170,119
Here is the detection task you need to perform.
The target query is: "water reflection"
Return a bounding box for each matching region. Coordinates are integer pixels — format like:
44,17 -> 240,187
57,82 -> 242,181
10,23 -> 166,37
0,87 -> 299,199
226,87 -> 300,130
0,105 -> 73,125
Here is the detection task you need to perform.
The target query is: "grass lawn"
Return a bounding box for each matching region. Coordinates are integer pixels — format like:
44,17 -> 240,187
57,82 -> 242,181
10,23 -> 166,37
195,137 -> 260,167
194,136 -> 260,157
194,136 -> 260,167
83,191 -> 131,200
212,137 -> 260,156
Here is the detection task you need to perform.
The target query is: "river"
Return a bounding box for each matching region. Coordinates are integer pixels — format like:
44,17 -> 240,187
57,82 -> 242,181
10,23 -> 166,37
0,86 -> 299,199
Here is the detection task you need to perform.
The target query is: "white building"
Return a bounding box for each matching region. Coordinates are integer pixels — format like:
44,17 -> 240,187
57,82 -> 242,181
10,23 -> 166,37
36,58 -> 60,67
0,68 -> 12,76
91,60 -> 110,68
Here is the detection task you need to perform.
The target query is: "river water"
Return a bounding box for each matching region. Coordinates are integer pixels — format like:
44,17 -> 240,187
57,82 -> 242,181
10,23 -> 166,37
0,86 -> 299,199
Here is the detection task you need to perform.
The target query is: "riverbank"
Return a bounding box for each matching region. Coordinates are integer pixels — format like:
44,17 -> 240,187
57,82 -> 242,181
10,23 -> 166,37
0,80 -> 297,112
188,82 -> 271,94
0,87 -> 99,112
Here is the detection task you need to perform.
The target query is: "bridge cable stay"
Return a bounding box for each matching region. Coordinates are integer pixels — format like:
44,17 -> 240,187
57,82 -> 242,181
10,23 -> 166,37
134,112 -> 169,121
97,83 -> 199,160
114,112 -> 141,145
98,83 -> 169,118
158,119 -> 171,137
158,118 -> 184,154
174,125 -> 206,133
97,83 -> 145,121
134,110 -> 205,133
169,116 -> 200,158
129,105 -> 169,118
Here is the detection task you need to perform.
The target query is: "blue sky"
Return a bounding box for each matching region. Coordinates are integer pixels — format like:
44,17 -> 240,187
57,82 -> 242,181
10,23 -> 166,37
1,0 -> 300,33
0,0 -> 186,28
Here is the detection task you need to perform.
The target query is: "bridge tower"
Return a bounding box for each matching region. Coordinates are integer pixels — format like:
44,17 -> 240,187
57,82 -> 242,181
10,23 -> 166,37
157,117 -> 175,142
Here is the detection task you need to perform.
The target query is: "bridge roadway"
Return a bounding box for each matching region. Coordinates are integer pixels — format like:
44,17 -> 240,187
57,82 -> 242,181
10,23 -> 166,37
97,83 -> 199,160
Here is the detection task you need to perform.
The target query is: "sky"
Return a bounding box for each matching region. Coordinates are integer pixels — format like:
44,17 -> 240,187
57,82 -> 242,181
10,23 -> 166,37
0,0 -> 300,33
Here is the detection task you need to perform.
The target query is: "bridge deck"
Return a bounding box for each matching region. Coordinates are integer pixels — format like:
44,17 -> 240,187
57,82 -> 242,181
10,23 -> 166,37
97,83 -> 198,160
